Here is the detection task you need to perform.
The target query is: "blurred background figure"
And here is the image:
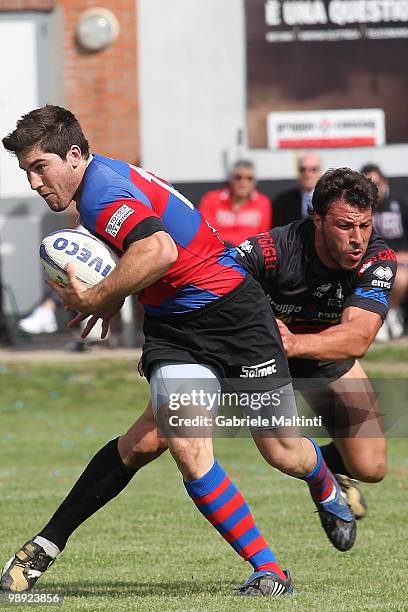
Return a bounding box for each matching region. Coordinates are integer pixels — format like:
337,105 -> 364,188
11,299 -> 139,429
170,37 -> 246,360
199,160 -> 272,246
361,163 -> 408,341
16,204 -> 108,350
272,152 -> 322,227
17,202 -> 80,337
0,252 -> 12,347
18,296 -> 57,335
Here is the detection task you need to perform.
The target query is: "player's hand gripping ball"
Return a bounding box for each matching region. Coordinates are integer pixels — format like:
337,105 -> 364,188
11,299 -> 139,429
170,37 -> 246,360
40,229 -> 116,287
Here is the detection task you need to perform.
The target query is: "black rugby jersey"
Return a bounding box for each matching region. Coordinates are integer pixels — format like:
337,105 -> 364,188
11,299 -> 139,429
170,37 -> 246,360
236,219 -> 397,333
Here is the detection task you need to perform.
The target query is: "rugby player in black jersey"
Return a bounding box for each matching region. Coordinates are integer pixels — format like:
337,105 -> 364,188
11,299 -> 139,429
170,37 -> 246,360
236,167 -> 396,519
2,168 -> 390,593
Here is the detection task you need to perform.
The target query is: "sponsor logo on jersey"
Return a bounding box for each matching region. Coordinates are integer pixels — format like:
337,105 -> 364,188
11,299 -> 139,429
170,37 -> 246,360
238,239 -> 254,254
327,283 -> 344,307
240,359 -> 277,378
372,280 -> 391,289
317,311 -> 340,320
270,299 -> 302,315
106,204 -> 134,237
313,283 -> 332,298
373,266 -> 393,281
257,233 -> 277,269
358,249 -> 397,275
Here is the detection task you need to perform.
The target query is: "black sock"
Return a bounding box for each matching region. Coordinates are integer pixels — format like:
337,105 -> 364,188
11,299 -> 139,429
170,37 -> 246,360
39,438 -> 136,551
320,442 -> 351,477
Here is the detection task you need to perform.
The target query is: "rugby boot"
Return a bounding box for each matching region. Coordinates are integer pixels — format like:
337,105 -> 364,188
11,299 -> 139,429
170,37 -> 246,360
336,473 -> 367,520
315,480 -> 357,551
237,569 -> 294,597
1,540 -> 55,592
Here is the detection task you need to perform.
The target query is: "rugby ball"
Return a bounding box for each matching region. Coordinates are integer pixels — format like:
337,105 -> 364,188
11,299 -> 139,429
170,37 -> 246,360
40,229 -> 117,287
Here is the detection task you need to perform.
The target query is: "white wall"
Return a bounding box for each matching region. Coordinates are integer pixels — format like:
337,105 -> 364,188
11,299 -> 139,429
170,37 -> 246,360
0,17 -> 41,198
138,0 -> 246,182
0,14 -> 52,314
138,0 -> 408,182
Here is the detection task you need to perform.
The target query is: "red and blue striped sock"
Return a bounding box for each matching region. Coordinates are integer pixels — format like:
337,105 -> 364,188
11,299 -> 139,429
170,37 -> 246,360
302,437 -> 335,503
184,460 -> 285,580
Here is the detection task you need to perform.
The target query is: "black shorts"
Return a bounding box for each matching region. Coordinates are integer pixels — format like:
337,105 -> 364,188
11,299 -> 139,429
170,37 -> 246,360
142,275 -> 291,391
288,357 -> 355,387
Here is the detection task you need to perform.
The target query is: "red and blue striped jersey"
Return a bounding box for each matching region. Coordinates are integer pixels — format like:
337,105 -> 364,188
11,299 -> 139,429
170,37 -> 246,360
79,154 -> 246,315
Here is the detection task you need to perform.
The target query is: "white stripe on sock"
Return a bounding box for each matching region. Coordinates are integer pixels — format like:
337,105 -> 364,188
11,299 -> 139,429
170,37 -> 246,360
33,536 -> 60,559
322,480 -> 337,503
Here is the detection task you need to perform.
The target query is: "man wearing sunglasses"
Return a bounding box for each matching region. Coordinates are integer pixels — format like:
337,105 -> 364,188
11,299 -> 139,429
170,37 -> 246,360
273,152 -> 322,228
199,160 -> 272,246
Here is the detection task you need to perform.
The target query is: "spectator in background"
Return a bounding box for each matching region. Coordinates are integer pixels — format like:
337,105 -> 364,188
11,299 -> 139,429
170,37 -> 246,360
18,202 -> 79,336
272,152 -> 322,227
199,160 -> 271,245
18,296 -> 57,334
361,163 -> 408,341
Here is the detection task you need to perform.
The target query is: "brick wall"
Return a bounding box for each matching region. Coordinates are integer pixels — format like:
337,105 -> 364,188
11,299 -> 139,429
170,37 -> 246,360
0,1 -> 55,9
1,0 -> 140,163
60,0 -> 140,163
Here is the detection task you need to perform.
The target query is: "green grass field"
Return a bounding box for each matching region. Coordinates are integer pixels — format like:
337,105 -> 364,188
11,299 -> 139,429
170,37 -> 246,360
0,353 -> 407,611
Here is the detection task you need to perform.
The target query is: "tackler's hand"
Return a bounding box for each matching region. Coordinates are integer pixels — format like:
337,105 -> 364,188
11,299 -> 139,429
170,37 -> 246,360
276,319 -> 299,358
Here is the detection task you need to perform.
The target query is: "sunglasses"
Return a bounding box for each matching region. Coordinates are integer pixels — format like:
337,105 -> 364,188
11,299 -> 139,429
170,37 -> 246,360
232,174 -> 255,181
299,166 -> 320,173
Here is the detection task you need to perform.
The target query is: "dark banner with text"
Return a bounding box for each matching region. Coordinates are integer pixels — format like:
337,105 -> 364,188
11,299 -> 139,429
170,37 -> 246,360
245,0 -> 408,148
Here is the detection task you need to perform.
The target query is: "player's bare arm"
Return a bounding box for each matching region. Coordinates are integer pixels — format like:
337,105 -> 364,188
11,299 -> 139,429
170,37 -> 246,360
396,250 -> 408,265
277,306 -> 382,360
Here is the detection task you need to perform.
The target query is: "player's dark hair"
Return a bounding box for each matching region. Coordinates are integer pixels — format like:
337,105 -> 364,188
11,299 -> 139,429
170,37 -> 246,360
360,163 -> 386,180
2,105 -> 89,160
312,168 -> 378,216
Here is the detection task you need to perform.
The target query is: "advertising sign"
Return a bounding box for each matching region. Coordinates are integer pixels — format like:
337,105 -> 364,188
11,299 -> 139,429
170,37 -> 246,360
246,0 -> 408,148
267,108 -> 385,148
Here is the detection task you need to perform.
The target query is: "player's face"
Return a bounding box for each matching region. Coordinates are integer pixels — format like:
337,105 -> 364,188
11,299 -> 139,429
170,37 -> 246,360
229,169 -> 256,200
315,200 -> 372,271
17,146 -> 83,212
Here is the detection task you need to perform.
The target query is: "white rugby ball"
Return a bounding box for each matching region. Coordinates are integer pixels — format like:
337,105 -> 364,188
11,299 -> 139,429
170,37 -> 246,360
40,229 -> 117,287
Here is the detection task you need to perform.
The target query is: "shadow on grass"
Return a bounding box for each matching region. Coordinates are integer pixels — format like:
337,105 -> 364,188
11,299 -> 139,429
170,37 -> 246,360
49,579 -> 236,598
